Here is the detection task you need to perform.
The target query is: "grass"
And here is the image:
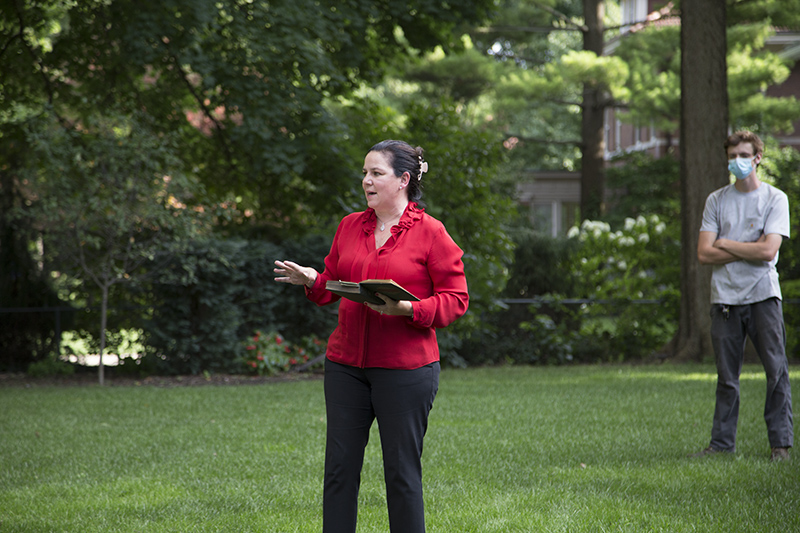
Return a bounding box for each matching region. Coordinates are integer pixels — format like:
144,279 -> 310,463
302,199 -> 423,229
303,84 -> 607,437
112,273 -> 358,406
1,364 -> 798,532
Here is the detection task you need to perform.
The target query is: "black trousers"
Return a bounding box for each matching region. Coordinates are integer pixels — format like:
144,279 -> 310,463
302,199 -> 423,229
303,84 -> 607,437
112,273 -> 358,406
709,298 -> 794,451
322,359 -> 440,533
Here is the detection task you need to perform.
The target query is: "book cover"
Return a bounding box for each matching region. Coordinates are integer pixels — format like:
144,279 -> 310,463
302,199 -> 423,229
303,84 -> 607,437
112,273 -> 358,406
325,279 -> 420,305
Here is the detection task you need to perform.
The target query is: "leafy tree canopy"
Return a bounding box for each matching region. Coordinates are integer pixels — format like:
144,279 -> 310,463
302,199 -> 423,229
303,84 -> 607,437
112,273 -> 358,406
614,2 -> 800,134
1,0 -> 496,232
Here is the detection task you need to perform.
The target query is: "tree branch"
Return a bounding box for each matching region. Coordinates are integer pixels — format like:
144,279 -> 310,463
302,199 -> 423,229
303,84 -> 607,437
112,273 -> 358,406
474,25 -> 580,34
531,1 -> 588,33
0,30 -> 23,62
506,134 -> 581,146
159,40 -> 237,170
476,15 -> 681,36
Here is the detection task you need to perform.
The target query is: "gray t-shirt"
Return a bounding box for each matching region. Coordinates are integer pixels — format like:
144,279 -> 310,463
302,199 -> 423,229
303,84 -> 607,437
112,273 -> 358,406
700,182 -> 790,305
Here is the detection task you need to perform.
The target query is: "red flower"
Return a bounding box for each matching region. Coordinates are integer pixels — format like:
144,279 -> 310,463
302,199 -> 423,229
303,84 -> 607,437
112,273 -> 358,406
313,338 -> 322,346
245,345 -> 256,351
289,358 -> 298,365
257,355 -> 264,361
249,361 -> 257,368
284,346 -> 291,353
276,336 -> 283,345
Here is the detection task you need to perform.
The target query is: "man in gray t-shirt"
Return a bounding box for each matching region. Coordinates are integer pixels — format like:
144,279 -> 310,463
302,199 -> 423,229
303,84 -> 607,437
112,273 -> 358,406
692,130 -> 793,462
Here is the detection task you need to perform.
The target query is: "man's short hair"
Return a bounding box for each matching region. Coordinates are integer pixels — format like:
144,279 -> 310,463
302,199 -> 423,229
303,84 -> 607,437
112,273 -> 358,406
725,130 -> 764,156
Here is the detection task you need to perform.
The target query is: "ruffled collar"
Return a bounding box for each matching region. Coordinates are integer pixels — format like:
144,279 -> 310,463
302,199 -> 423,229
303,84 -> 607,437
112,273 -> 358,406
362,202 -> 424,236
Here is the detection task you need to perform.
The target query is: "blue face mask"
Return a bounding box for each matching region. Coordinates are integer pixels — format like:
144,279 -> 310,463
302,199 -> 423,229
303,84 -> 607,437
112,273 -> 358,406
728,157 -> 754,180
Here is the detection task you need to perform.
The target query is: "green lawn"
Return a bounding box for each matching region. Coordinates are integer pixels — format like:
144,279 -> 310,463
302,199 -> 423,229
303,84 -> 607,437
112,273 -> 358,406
1,364 -> 798,532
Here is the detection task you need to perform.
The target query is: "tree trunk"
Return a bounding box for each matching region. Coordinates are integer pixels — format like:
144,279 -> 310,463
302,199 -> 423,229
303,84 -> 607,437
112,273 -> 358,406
671,0 -> 729,361
580,0 -> 606,221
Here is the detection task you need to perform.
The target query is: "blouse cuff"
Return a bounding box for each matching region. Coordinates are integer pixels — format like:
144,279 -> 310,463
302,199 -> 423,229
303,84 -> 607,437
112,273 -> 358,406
304,275 -> 323,297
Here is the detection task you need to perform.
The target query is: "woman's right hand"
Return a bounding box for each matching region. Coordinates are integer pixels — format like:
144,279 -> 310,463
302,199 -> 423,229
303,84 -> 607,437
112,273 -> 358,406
274,260 -> 318,288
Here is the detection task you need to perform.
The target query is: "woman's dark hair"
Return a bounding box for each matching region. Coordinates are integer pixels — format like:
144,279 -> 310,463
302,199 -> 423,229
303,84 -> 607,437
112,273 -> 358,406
368,140 -> 426,204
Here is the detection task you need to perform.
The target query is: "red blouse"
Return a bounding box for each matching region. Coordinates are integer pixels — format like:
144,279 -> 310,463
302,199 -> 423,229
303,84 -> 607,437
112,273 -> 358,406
305,203 -> 469,369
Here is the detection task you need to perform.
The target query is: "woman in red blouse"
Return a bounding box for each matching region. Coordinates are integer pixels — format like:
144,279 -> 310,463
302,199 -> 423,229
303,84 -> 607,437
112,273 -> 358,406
274,140 -> 469,533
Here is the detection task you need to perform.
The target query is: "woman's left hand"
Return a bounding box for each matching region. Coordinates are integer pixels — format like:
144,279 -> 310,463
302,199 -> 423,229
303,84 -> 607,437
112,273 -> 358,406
365,294 -> 414,317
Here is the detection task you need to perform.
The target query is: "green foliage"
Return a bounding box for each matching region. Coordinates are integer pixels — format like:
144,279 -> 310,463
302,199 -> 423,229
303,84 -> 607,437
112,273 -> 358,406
503,231 -> 578,298
140,235 -> 336,375
26,355 -> 75,378
0,309 -> 64,372
568,216 -> 678,303
557,50 -> 629,96
0,123 -> 66,371
22,113 -> 205,276
461,232 -> 579,366
604,151 -> 681,228
465,212 -> 681,365
613,26 -> 681,132
782,279 -> 800,361
17,112 -> 206,380
728,0 -> 800,29
404,100 -> 516,320
517,305 -> 578,364
728,22 -> 800,133
12,111 -> 208,383
565,215 -> 681,360
59,328 -> 147,366
761,143 -> 800,280
143,239 -> 246,375
461,303 -> 579,366
241,331 -> 298,376
1,0 -> 497,230
464,0 -> 586,171
613,12 -> 800,135
405,45 -> 502,102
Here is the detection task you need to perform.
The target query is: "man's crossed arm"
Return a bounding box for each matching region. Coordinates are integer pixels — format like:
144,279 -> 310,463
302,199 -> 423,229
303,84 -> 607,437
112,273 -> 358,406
697,231 -> 783,265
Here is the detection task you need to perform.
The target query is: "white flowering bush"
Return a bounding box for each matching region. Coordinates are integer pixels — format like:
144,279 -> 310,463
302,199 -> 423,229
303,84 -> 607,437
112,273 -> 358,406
564,215 -> 680,360
467,215 -> 681,364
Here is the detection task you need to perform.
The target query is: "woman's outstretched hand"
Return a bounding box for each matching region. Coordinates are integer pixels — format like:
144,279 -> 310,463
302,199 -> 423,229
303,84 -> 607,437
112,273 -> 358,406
274,260 -> 318,288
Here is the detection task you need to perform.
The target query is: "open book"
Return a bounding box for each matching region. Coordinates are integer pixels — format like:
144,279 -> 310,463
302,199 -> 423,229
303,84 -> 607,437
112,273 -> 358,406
325,279 -> 420,305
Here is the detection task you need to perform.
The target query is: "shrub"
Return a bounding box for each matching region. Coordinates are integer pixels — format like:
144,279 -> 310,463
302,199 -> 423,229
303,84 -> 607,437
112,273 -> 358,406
762,144 -> 800,280
240,330 -> 327,375
241,331 -> 298,375
27,356 -> 75,377
138,235 -> 336,375
459,230 -> 578,367
502,231 -> 578,298
564,216 -> 680,360
462,214 -> 681,366
142,239 -> 247,375
782,279 -> 800,361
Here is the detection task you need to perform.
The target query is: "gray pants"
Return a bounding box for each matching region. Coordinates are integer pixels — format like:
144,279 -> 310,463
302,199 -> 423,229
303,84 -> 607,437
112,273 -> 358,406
709,297 -> 794,451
